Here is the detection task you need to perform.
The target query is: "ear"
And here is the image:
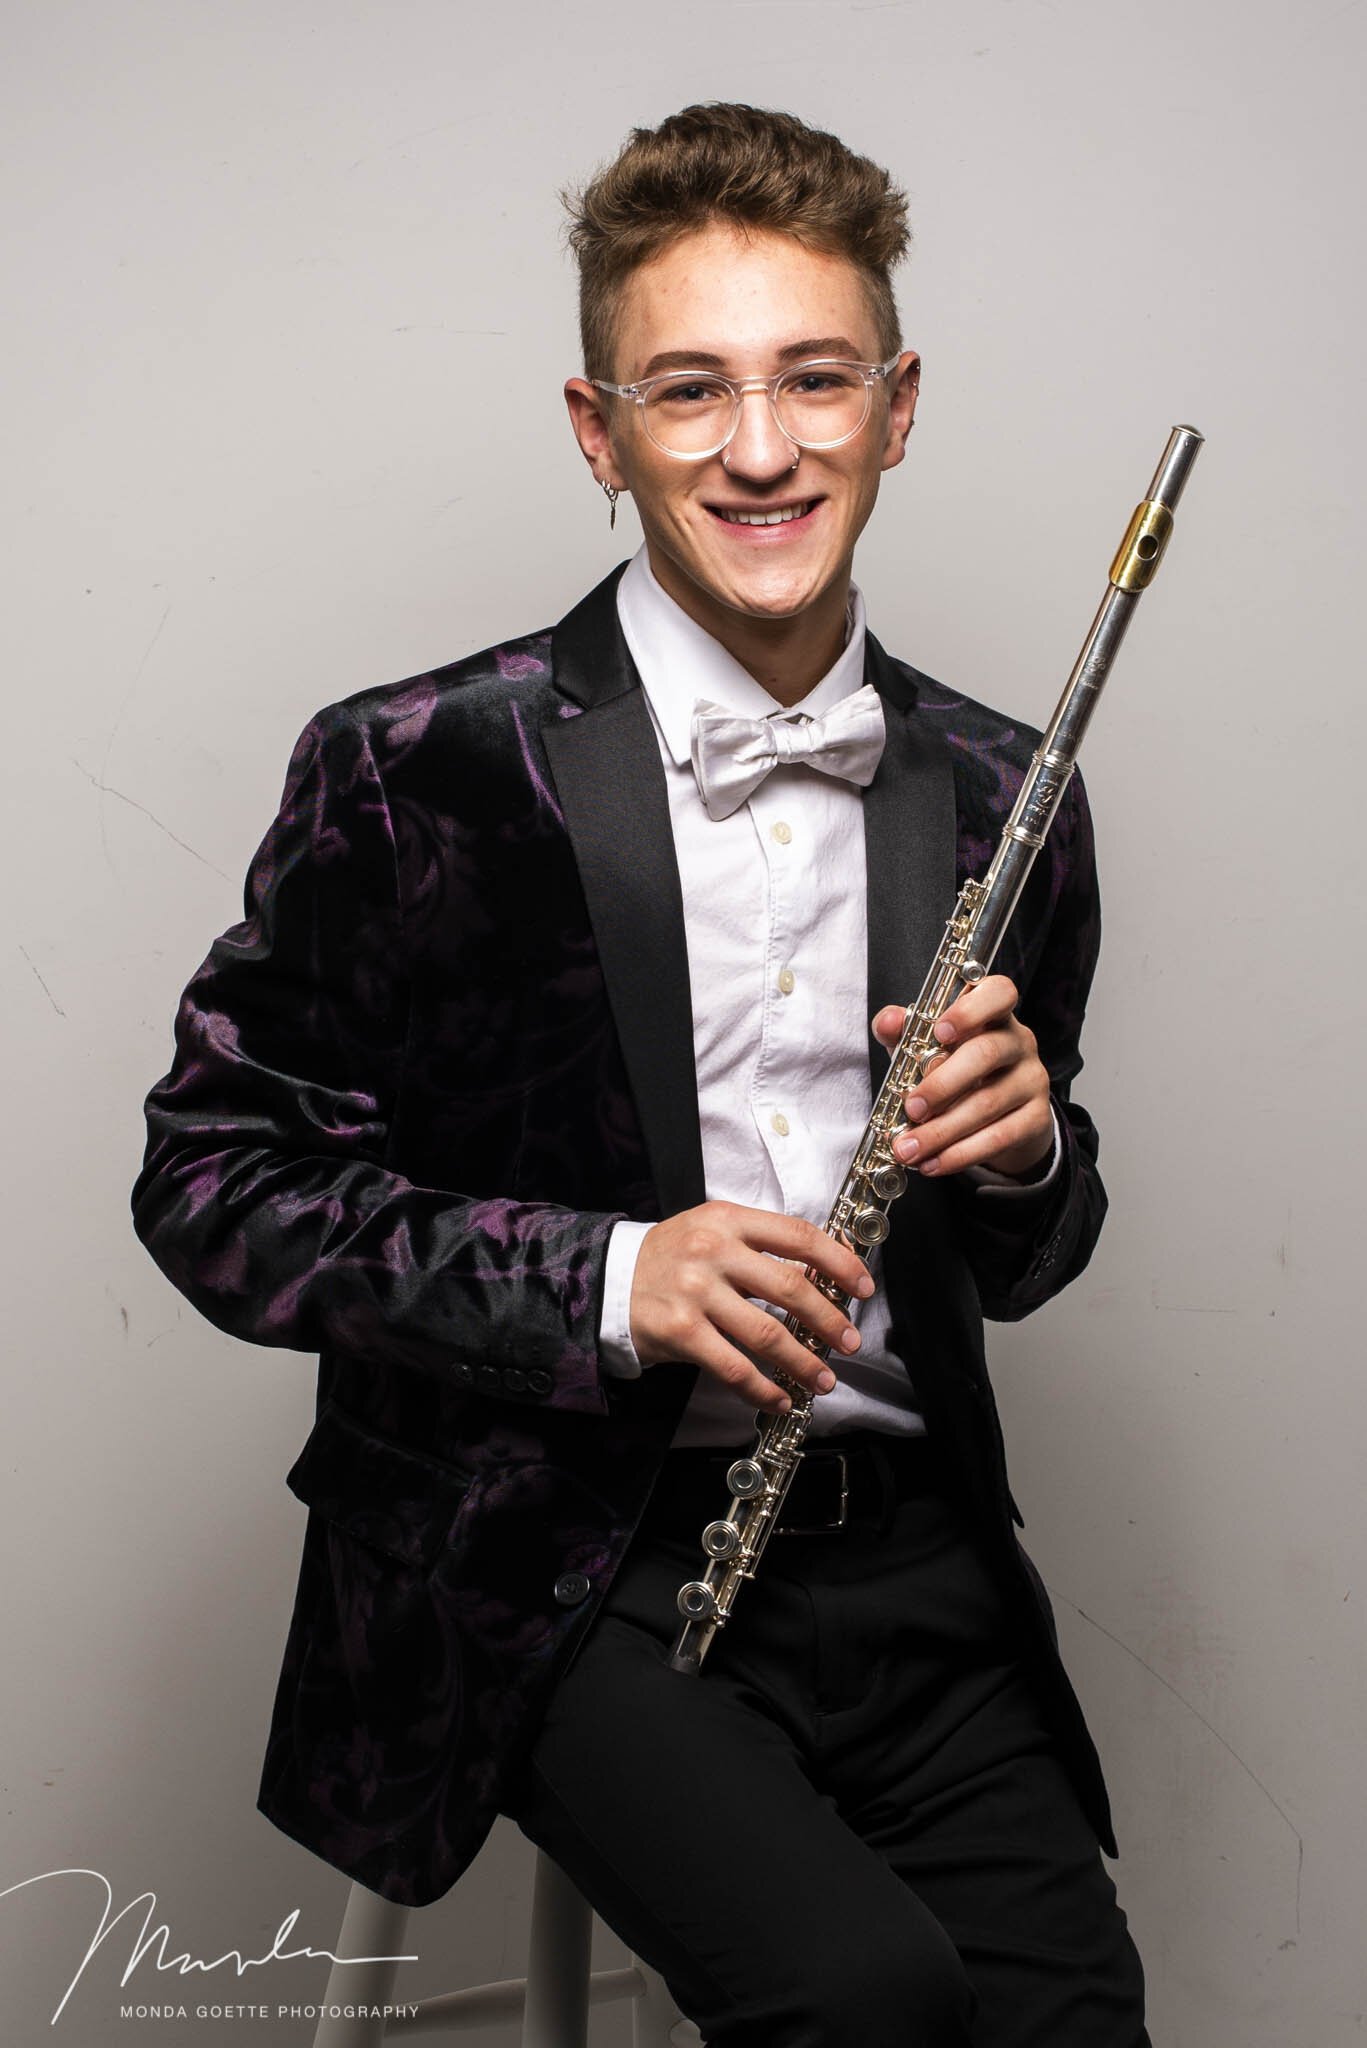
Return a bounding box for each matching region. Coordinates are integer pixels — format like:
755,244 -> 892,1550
565,377 -> 627,493
879,352 -> 921,473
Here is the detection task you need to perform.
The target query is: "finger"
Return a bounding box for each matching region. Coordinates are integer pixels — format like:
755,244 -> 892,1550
932,974 -> 1021,1046
720,1296 -> 845,1399
910,1101 -> 1053,1179
903,1027 -> 1025,1123
728,1249 -> 866,1359
681,1317 -> 805,1414
895,1071 -> 1044,1168
872,1005 -> 962,1066
731,1207 -> 875,1302
872,1004 -> 907,1048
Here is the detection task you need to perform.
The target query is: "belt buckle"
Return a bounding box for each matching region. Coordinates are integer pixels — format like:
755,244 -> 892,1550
778,1451 -> 849,1535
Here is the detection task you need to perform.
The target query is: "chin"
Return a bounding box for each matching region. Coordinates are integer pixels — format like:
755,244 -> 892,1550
696,548 -> 825,603
728,591 -> 819,624
720,570 -> 831,622
655,529 -> 840,630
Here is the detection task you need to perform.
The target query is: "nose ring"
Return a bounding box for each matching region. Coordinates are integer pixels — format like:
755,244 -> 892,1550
721,446 -> 802,473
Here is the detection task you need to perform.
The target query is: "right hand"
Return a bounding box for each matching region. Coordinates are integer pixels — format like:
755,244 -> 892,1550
628,1202 -> 875,1415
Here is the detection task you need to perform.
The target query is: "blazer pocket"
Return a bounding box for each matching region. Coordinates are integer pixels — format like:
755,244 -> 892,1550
286,1398 -> 477,1573
284,1401 -> 479,1728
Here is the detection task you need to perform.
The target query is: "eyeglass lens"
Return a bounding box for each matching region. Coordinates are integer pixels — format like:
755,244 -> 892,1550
641,365 -> 873,455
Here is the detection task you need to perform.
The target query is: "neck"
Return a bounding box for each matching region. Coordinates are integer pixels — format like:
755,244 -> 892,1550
644,545 -> 852,708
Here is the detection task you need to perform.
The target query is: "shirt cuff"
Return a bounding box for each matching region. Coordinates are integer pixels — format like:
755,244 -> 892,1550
965,1104 -> 1062,1195
597,1218 -> 654,1378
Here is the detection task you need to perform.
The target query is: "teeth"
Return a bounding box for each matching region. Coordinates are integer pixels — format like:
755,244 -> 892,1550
718,502 -> 812,526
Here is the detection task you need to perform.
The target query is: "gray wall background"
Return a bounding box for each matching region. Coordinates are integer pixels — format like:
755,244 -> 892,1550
3,2 -> 1363,2043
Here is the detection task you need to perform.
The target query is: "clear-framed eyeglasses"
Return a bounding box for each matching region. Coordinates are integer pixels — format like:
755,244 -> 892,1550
590,355 -> 906,461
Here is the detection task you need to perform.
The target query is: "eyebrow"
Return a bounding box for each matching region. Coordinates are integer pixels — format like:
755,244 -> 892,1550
636,337 -> 865,378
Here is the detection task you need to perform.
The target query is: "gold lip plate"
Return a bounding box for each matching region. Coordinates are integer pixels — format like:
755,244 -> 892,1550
1109,499 -> 1175,591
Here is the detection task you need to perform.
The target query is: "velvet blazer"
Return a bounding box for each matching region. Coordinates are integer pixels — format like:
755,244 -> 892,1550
132,563 -> 1115,1906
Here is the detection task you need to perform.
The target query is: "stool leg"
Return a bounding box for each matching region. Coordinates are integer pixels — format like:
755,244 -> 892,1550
631,1958 -> 704,2048
312,1883 -> 415,2048
521,1848 -> 593,2048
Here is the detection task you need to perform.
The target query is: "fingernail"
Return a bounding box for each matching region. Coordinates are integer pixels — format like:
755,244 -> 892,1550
840,1327 -> 861,1353
895,1135 -> 919,1161
856,1274 -> 875,1299
934,1020 -> 956,1044
918,1158 -> 941,1177
817,1368 -> 837,1391
904,1097 -> 927,1122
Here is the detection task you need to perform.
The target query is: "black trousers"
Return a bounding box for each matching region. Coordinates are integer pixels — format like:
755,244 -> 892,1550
500,1432 -> 1148,2048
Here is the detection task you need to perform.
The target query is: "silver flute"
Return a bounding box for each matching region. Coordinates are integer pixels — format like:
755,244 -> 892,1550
667,424 -> 1204,1677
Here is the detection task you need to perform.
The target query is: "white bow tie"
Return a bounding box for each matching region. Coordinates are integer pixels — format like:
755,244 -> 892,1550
689,682 -> 887,821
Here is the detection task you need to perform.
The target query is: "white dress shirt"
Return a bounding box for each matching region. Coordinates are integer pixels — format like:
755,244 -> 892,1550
596,546 -> 1058,1449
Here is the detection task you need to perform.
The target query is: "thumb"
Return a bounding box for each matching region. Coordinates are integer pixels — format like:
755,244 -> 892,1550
871,1005 -> 906,1048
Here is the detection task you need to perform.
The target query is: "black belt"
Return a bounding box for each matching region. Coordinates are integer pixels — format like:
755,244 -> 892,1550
643,1431 -> 935,1537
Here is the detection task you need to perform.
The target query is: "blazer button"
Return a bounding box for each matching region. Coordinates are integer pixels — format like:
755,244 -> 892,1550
553,1572 -> 591,1606
502,1367 -> 528,1394
453,1362 -> 476,1388
477,1365 -> 503,1395
526,1370 -> 553,1397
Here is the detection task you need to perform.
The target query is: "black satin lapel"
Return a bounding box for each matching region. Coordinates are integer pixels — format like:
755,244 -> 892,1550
862,631 -> 958,1096
542,619 -> 705,1219
547,561 -> 636,708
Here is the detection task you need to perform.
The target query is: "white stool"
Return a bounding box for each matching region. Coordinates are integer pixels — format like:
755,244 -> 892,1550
311,1847 -> 702,2047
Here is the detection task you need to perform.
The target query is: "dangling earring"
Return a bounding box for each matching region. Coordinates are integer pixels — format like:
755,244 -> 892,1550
600,478 -> 620,530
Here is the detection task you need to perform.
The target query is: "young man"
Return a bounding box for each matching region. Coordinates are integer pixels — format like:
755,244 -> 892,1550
133,104 -> 1147,2046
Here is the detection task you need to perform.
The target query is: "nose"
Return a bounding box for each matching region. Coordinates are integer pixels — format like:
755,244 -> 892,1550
722,383 -> 799,481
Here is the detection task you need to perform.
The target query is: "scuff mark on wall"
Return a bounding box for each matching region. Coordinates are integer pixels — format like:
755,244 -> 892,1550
17,944 -> 66,1017
1052,1588 -> 1305,1936
70,757 -> 231,880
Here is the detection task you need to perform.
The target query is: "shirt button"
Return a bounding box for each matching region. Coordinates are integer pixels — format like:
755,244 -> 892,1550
771,820 -> 793,845
770,1111 -> 790,1137
777,967 -> 795,995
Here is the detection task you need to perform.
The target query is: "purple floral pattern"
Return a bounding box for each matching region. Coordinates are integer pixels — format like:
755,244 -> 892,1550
132,571 -> 1115,1904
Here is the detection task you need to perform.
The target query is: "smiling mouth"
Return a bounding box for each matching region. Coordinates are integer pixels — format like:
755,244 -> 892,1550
711,500 -> 818,527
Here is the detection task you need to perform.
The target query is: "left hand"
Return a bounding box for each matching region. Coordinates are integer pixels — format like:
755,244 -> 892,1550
872,974 -> 1053,1179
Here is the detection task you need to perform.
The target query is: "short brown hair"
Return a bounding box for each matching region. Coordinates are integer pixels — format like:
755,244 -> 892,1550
563,102 -> 910,380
